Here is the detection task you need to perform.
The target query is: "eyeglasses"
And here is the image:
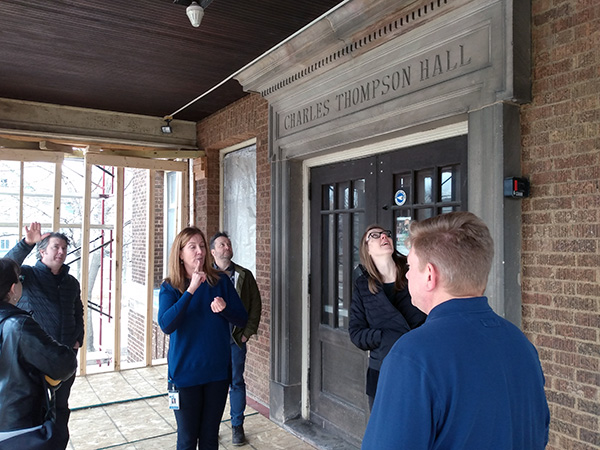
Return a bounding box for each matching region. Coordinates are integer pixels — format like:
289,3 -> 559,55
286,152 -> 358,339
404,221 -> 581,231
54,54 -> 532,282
367,230 -> 392,240
18,275 -> 25,283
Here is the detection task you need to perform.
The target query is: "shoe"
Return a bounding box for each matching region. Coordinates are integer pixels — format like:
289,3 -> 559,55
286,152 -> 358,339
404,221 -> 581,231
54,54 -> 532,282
232,425 -> 246,446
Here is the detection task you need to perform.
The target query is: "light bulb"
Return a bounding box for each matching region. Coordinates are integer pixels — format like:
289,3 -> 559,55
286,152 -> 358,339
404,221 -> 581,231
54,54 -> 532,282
186,2 -> 204,28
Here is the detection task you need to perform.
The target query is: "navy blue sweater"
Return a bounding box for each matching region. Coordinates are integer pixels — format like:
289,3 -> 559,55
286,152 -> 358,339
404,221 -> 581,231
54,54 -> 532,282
362,297 -> 550,450
158,274 -> 248,388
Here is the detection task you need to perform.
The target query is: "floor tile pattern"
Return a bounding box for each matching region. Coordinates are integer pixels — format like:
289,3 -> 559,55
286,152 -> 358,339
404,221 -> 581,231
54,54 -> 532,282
67,365 -> 316,450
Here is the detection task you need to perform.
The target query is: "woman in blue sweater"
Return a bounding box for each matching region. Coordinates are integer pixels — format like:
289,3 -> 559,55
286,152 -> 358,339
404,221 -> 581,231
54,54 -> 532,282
159,227 -> 247,450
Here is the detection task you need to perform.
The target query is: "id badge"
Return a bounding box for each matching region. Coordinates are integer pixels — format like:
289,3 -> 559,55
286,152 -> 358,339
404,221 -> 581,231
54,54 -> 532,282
168,390 -> 180,410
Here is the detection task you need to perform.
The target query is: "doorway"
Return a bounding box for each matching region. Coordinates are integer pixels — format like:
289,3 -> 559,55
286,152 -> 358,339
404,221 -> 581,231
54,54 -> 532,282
308,136 -> 467,445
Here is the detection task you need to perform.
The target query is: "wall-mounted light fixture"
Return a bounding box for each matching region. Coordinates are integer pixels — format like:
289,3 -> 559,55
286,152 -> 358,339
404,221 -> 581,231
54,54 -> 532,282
162,116 -> 173,134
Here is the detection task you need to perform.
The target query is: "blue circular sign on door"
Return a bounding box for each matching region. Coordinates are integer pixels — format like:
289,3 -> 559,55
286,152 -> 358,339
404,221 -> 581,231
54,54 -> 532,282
395,189 -> 407,206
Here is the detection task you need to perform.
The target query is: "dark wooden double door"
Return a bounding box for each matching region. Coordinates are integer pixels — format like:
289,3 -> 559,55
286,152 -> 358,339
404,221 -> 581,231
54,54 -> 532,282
309,136 -> 467,446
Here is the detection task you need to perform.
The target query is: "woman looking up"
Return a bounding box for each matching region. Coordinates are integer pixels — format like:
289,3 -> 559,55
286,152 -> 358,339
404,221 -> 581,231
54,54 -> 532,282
158,227 -> 248,450
349,225 -> 426,410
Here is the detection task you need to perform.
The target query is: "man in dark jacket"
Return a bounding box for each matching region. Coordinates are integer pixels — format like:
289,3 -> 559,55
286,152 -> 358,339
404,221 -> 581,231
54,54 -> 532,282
6,222 -> 84,449
210,232 -> 262,447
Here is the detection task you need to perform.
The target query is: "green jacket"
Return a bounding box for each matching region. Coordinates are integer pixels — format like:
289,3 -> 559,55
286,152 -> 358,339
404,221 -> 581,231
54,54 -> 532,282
231,263 -> 262,347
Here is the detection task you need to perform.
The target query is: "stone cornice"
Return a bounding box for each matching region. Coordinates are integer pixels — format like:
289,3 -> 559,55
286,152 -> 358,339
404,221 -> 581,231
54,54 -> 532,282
236,0 -> 463,98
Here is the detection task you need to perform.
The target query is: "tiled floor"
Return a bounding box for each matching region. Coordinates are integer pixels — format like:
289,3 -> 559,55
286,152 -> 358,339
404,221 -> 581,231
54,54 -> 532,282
67,365 -> 317,450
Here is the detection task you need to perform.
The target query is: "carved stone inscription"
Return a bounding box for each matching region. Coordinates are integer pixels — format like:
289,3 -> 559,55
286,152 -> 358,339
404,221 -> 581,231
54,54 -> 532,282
277,26 -> 490,139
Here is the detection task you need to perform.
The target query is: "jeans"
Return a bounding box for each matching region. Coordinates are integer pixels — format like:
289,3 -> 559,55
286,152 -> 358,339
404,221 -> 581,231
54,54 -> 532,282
174,379 -> 230,450
229,342 -> 247,427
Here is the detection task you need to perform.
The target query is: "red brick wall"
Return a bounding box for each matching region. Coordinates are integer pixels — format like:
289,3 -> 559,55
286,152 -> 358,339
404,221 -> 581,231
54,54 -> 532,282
521,1 -> 600,449
194,93 -> 271,407
131,168 -> 147,285
129,309 -> 169,361
154,171 -> 165,289
127,309 -> 145,363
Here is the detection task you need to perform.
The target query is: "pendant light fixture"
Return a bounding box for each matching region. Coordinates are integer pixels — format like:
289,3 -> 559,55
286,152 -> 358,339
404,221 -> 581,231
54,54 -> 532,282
186,2 -> 204,28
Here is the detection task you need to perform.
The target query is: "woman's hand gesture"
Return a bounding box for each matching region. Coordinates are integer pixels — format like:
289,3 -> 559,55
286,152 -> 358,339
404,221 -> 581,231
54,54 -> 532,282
187,260 -> 206,295
210,296 -> 226,313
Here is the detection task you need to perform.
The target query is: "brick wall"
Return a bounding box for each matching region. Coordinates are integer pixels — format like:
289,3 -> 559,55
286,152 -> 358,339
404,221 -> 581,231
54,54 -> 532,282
194,93 -> 271,407
127,308 -> 145,363
126,169 -> 168,364
154,171 -> 165,288
131,168 -> 147,284
521,1 -> 600,449
129,309 -> 169,361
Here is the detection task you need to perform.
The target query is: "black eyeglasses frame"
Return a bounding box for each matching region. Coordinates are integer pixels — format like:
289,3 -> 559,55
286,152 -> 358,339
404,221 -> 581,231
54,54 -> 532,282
367,230 -> 393,240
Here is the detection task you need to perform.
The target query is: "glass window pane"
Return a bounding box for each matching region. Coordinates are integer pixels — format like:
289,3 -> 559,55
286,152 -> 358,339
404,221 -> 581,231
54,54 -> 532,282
322,184 -> 334,211
337,215 -> 344,329
440,165 -> 459,202
416,208 -> 433,221
441,205 -> 459,214
337,181 -> 350,210
395,213 -> 412,256
352,212 -> 365,272
416,169 -> 433,204
321,214 -> 334,326
353,179 -> 365,209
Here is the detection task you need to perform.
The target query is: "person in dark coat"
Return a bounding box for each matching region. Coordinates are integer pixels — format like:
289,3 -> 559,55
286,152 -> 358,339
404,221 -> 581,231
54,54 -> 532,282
210,231 -> 262,446
5,222 -> 83,449
0,258 -> 77,442
349,224 -> 426,410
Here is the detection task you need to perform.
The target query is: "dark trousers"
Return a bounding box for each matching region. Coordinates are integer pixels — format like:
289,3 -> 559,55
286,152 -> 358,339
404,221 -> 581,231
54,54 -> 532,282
174,379 -> 230,450
366,367 -> 380,412
53,372 -> 76,449
229,342 -> 247,427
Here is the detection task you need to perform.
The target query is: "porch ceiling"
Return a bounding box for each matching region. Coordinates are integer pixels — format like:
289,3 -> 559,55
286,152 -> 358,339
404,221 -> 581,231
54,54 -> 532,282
0,0 -> 345,123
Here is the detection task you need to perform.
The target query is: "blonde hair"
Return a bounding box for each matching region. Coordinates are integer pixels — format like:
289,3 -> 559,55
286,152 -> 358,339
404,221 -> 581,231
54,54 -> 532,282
165,226 -> 220,293
407,211 -> 494,296
359,224 -> 408,295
